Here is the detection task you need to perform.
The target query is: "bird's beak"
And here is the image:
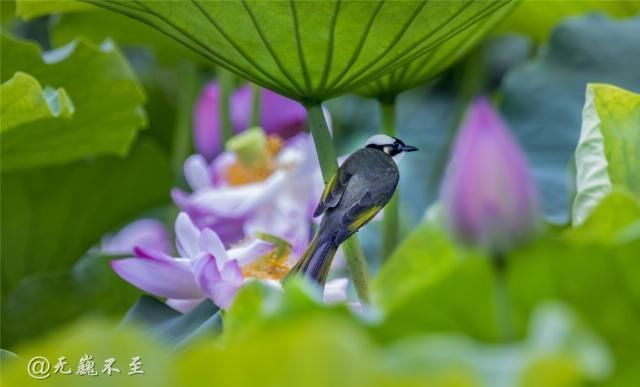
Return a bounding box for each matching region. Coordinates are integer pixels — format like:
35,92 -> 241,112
402,145 -> 418,152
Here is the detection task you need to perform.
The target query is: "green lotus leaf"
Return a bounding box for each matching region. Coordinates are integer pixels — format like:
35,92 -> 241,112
573,84 -> 640,225
16,0 -> 94,18
375,190 -> 640,384
387,303 -> 612,387
1,1 -> 16,25
2,321 -> 174,387
84,0 -> 514,101
568,191 -> 640,244
373,224 -> 499,342
1,140 -> 173,296
121,296 -> 222,351
1,72 -> 75,132
508,232 -> 640,385
356,1 -> 514,99
1,255 -> 141,348
51,8 -> 206,65
0,33 -> 146,171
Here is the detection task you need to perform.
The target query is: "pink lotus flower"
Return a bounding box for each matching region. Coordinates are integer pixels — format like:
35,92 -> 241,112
112,213 -> 274,311
194,83 -> 307,159
101,218 -> 171,256
440,97 -> 538,254
231,86 -> 307,140
172,132 -> 324,260
111,213 -> 350,312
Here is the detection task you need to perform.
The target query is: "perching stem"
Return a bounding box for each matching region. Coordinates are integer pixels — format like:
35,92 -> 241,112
305,103 -> 370,304
379,99 -> 399,262
340,238 -> 370,304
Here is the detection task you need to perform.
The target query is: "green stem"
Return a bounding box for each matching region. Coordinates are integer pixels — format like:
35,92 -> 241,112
305,104 -> 338,181
250,83 -> 261,128
341,238 -> 370,304
492,253 -> 514,342
172,61 -> 198,175
382,194 -> 399,261
380,99 -> 396,137
379,99 -> 399,262
218,68 -> 234,142
305,104 -> 370,304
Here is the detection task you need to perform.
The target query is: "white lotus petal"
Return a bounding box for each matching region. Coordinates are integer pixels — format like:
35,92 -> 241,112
184,154 -> 212,190
175,212 -> 201,259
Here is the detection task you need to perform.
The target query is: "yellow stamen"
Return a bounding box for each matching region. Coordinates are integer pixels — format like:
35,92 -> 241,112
225,135 -> 284,186
266,135 -> 284,157
241,244 -> 291,281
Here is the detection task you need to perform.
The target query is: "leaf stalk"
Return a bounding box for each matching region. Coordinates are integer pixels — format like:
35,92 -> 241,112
305,104 -> 370,304
380,99 -> 399,262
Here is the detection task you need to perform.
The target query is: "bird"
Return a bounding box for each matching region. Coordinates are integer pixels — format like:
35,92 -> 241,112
286,134 -> 418,285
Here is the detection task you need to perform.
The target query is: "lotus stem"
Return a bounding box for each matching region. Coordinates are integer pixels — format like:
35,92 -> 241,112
305,103 -> 370,304
380,99 -> 399,262
172,61 -> 197,174
492,253 -> 514,342
219,68 -> 234,142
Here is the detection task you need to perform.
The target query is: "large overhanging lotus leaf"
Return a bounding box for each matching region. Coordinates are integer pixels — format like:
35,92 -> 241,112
16,0 -> 94,18
86,0 -> 514,102
356,1 -> 515,99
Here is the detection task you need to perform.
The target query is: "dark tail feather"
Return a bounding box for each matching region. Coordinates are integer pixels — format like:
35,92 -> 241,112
285,234 -> 338,286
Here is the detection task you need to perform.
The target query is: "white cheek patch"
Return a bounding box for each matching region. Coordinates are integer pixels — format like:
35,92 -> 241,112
392,152 -> 405,163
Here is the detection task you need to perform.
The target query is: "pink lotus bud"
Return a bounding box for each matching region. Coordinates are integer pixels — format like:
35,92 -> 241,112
440,97 -> 538,254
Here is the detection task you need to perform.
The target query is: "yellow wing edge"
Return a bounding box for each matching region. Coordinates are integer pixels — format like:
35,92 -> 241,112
348,205 -> 381,232
321,172 -> 338,202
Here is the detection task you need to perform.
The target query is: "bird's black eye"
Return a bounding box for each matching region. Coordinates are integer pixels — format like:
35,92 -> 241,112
367,143 -> 401,155
393,137 -> 406,147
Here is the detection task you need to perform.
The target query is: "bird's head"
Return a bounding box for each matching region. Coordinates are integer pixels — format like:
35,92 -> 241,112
365,134 -> 418,163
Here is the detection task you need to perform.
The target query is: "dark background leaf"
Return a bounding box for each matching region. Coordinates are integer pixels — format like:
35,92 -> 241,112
1,140 -> 173,296
1,255 -> 141,348
122,296 -> 222,351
